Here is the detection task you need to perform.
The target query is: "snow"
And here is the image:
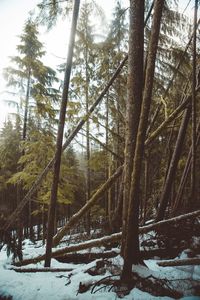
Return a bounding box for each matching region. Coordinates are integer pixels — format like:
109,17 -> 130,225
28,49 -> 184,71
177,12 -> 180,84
0,239 -> 200,300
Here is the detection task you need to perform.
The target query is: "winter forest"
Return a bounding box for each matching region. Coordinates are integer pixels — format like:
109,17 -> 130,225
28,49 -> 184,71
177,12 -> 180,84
0,0 -> 200,299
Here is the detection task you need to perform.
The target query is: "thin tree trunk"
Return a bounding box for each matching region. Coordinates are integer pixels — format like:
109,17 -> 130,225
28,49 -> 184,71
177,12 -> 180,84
44,0 -> 80,267
121,0 -> 144,258
122,0 -> 164,280
108,164 -> 112,228
172,120 -> 200,215
191,0 -> 198,205
143,155 -> 149,224
85,37 -> 91,235
105,92 -> 109,218
111,171 -> 124,232
17,70 -> 31,258
156,106 -> 191,221
22,70 -> 31,141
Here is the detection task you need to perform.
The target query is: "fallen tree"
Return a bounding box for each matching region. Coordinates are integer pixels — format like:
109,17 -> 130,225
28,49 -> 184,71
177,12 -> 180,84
14,209 -> 200,267
57,248 -> 180,264
157,257 -> 200,267
14,233 -> 121,266
9,267 -> 74,273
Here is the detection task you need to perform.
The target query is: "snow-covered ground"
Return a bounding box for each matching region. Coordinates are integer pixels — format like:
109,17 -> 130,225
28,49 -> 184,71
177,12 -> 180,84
0,238 -> 200,300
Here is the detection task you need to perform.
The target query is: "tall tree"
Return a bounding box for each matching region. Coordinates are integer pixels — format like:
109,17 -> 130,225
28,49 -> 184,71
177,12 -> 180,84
44,0 -> 80,267
121,0 -> 144,257
191,0 -> 198,205
121,0 -> 164,281
4,19 -> 58,134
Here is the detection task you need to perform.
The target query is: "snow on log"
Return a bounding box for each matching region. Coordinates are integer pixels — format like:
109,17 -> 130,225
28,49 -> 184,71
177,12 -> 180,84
14,209 -> 200,267
14,233 -> 121,266
157,258 -> 200,267
139,209 -> 200,234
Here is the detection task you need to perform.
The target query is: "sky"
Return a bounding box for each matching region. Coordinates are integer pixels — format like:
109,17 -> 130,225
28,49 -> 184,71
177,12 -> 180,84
0,0 -> 118,126
0,0 -> 195,127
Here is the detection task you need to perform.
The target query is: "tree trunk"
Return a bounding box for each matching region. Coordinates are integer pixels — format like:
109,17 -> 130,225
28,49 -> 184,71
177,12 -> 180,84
172,120 -> 200,215
44,0 -> 80,267
143,154 -> 149,224
191,0 -> 198,205
83,30 -> 91,235
122,0 -> 164,281
121,0 -> 144,258
156,106 -> 191,221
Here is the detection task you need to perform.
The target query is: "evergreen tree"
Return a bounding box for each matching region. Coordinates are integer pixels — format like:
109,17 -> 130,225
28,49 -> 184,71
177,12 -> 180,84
4,18 -> 59,134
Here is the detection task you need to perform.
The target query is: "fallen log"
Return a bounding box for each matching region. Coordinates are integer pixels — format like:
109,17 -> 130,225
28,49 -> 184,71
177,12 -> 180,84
56,250 -> 119,264
157,258 -> 200,267
57,248 -> 180,264
14,210 -> 200,267
139,209 -> 200,234
9,267 -> 74,273
14,233 -> 121,266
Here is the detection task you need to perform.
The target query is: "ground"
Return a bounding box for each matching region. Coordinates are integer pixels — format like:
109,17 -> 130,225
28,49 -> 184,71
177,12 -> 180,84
0,236 -> 200,300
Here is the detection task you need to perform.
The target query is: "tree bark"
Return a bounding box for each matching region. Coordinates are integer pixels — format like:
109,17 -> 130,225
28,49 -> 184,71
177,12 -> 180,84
44,0 -> 80,267
121,0 -> 164,281
191,0 -> 198,205
121,0 -> 144,258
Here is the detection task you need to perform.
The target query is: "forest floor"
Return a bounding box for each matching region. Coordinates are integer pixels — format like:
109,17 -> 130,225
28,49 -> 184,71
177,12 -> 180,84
0,231 -> 200,300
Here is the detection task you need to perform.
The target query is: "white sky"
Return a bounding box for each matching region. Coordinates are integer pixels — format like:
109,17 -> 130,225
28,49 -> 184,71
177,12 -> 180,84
0,0 -> 195,126
0,0 -> 118,126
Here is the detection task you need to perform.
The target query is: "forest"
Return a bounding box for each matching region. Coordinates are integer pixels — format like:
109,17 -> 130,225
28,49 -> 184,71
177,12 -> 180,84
0,0 -> 200,299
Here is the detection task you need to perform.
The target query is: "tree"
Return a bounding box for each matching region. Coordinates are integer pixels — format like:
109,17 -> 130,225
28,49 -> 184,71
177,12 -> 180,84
44,0 -> 80,267
121,0 -> 164,281
4,19 -> 59,135
0,119 -> 21,214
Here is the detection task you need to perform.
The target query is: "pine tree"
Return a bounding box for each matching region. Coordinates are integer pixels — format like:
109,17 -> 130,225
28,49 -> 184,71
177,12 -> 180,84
4,18 -> 59,134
